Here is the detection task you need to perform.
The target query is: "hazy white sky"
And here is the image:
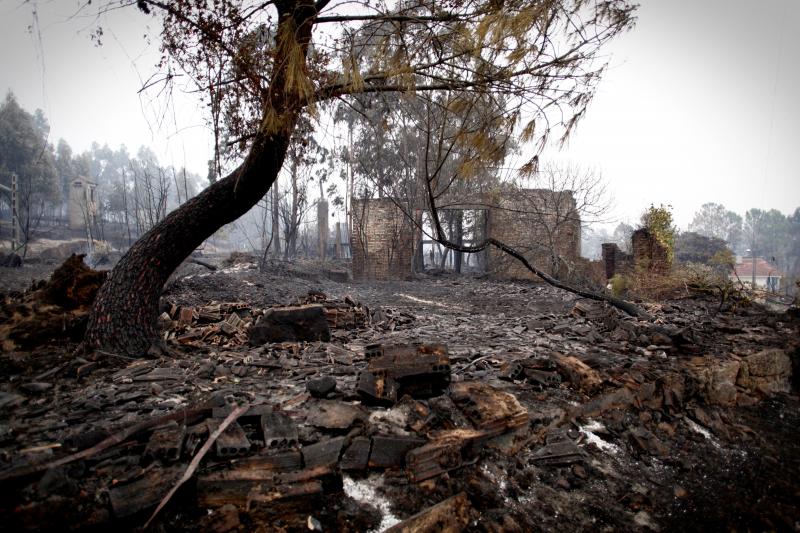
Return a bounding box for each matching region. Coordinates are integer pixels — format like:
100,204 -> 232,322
1,0 -> 798,228
0,0 -> 211,175
550,0 -> 800,228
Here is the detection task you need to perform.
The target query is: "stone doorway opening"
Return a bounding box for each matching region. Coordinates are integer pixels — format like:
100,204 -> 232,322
418,209 -> 488,274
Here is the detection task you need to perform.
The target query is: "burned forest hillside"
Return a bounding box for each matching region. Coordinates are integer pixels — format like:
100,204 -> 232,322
0,253 -> 798,532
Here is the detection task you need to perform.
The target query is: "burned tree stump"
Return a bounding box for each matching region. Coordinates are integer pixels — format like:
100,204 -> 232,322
43,254 -> 107,309
0,254 -> 107,350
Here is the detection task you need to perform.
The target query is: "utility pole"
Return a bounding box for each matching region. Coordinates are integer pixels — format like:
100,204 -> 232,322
746,248 -> 756,288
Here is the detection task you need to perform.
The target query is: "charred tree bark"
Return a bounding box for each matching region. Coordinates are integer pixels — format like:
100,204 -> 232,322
454,211 -> 463,274
85,0 -> 318,356
85,142 -> 292,355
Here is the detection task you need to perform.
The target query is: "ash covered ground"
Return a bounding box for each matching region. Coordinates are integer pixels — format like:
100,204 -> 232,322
0,255 -> 798,532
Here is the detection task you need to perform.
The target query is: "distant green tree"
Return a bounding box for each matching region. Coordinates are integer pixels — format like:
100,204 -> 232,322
743,208 -> 789,265
73,152 -> 91,177
0,92 -> 59,253
688,202 -> 742,250
787,208 -> 800,293
675,231 -> 730,265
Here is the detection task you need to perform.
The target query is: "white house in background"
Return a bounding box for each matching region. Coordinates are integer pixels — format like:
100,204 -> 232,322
730,257 -> 782,292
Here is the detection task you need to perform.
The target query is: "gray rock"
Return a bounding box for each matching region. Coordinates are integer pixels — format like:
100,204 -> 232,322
21,382 -> 53,393
0,252 -> 22,268
307,376 -> 337,398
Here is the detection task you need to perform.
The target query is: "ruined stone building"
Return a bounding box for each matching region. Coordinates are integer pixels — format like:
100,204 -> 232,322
350,188 -> 581,280
68,176 -> 98,231
601,228 -> 672,279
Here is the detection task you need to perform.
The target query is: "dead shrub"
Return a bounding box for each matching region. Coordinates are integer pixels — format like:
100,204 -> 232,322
609,262 -> 749,310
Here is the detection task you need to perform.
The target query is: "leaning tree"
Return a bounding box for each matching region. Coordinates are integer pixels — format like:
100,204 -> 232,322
85,0 -> 637,356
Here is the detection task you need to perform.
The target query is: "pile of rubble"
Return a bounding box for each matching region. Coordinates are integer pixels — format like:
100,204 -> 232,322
0,259 -> 798,531
0,254 -> 106,351
158,291 -> 371,349
1,335 -> 530,530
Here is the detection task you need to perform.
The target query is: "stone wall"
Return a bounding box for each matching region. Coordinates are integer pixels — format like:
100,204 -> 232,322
601,229 -> 672,280
351,198 -> 416,280
487,189 -> 581,280
631,228 -> 671,273
602,243 -> 632,279
689,348 -> 793,406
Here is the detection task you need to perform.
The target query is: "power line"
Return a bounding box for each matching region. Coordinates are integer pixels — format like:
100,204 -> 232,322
760,0 -> 788,205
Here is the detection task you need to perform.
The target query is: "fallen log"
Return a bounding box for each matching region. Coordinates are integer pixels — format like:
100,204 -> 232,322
553,354 -> 602,392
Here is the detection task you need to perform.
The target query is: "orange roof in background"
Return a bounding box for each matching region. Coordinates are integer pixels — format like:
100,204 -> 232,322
731,257 -> 782,278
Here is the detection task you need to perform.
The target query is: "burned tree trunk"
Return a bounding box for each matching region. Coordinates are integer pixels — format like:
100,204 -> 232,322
84,0 -> 318,356
85,139 -> 293,355
453,211 -> 463,274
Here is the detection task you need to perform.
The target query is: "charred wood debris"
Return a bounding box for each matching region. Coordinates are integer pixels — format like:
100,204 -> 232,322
0,254 -> 798,532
